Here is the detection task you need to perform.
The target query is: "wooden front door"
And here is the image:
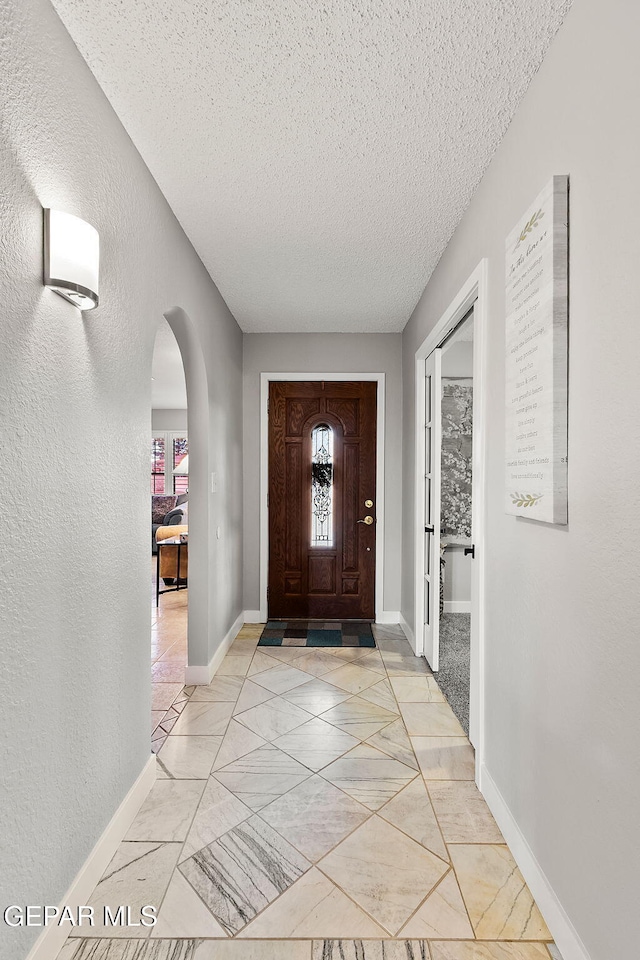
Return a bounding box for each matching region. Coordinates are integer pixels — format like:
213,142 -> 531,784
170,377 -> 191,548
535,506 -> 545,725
268,381 -> 377,619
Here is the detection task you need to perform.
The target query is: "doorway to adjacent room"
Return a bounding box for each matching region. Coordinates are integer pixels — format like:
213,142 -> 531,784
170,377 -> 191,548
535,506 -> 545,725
414,262 -> 487,763
150,317 -> 189,751
435,310 -> 475,734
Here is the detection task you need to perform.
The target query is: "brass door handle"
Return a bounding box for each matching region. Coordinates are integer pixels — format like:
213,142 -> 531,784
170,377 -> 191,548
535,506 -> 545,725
357,516 -> 374,525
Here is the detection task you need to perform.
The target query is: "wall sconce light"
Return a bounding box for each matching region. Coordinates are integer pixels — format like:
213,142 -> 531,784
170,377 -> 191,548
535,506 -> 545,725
43,208 -> 99,310
172,454 -> 189,476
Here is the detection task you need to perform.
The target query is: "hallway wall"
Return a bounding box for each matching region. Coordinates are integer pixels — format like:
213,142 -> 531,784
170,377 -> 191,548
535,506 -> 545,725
152,409 -> 189,431
0,2 -> 243,958
243,333 -> 402,615
401,0 -> 640,956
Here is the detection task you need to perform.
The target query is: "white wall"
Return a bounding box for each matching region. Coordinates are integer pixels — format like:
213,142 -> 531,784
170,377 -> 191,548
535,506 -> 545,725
152,408 -> 188,431
0,2 -> 243,958
243,333 -> 402,615
441,339 -> 473,377
401,0 -> 640,956
443,546 -> 471,606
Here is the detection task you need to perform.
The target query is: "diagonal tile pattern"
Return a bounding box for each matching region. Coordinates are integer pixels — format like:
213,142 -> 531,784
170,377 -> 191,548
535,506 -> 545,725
366,717 -> 418,769
238,867 -> 388,938
358,677 -> 398,712
150,871 -> 228,938
259,775 -> 369,860
235,695 -> 313,740
399,701 -> 466,737
282,677 -> 352,714
318,815 -> 448,934
320,695 -> 398,739
211,719 -> 266,771
190,676 -> 244,702
250,663 -> 315,695
180,778 -> 252,861
273,716 -> 360,771
248,650 -> 283,676
212,742 -> 312,810
232,679 -> 276,714
320,743 -> 417,810
293,650 -> 348,676
156,735 -> 221,779
377,776 -> 449,861
179,814 -> 311,935
449,844 -> 551,940
125,779 -> 205,842
323,662 -> 382,695
69,842 -> 182,939
76,620 -> 554,959
398,870 -> 474,939
171,700 -> 234,736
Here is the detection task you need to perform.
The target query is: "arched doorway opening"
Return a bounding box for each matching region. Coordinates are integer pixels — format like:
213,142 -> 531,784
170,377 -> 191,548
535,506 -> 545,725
150,318 -> 189,750
149,307 -> 210,751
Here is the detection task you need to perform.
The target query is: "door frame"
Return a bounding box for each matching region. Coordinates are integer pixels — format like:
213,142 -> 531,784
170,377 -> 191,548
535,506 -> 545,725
259,372 -> 386,624
414,259 -> 488,772
421,346 -> 443,671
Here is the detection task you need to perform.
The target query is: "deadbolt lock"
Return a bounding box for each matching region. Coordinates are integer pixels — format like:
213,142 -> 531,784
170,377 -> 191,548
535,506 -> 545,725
364,499 -> 374,508
357,515 -> 374,525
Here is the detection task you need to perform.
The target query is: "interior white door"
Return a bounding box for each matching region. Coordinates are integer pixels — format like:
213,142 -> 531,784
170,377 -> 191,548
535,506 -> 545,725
423,348 -> 442,670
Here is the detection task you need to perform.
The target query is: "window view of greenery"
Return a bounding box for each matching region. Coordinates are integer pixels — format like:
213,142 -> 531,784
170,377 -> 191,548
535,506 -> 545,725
173,438 -> 188,495
151,434 -> 188,494
151,437 -> 165,494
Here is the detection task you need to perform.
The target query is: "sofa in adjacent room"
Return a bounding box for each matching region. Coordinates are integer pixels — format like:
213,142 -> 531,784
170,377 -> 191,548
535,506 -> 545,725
152,493 -> 188,554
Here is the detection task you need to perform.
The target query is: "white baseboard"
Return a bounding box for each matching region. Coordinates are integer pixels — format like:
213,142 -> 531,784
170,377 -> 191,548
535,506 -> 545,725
443,600 -> 471,613
184,611 -> 244,685
376,610 -> 402,624
26,755 -> 157,960
480,764 -> 591,960
399,613 -> 415,646
243,609 -> 264,623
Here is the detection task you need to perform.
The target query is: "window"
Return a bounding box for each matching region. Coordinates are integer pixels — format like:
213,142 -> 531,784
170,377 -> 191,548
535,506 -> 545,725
151,437 -> 166,494
172,438 -> 189,495
311,423 -> 333,547
151,433 -> 188,495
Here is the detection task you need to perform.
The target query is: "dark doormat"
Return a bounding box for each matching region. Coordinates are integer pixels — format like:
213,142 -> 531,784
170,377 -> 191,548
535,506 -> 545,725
258,620 -> 375,648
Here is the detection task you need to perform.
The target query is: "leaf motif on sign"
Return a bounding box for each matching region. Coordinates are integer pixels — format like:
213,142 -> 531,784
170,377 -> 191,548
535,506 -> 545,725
515,208 -> 545,248
510,492 -> 543,508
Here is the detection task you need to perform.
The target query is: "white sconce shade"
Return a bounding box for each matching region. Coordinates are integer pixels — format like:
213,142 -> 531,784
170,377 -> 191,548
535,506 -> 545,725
43,208 -> 99,310
173,454 -> 189,476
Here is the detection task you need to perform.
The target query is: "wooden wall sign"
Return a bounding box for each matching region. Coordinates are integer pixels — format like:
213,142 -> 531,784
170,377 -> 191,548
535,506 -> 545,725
505,175 -> 569,524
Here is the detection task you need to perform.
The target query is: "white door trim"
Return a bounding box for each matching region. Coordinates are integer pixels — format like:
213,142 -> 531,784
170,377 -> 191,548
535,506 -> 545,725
414,259 -> 488,779
422,347 -> 443,671
260,372 -> 386,623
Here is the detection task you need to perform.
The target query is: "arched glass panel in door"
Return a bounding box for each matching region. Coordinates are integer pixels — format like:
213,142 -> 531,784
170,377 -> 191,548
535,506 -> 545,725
311,423 -> 334,547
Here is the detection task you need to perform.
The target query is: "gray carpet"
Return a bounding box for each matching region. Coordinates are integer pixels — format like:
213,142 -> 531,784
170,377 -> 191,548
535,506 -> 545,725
434,613 -> 470,735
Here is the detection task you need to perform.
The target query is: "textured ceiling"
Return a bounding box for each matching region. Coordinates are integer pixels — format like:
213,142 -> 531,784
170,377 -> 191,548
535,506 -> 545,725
51,0 -> 571,333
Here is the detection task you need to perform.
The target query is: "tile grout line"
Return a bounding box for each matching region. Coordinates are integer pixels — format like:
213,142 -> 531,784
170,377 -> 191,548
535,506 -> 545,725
221,629 -> 452,938
165,630 -> 398,938
155,642 -> 257,940
152,624 -> 542,948
394,866 -> 456,938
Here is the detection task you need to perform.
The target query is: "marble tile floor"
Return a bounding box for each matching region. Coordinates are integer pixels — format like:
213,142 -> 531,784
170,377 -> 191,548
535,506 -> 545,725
57,941 -> 564,960
151,560 -> 189,752
60,623 -> 560,960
